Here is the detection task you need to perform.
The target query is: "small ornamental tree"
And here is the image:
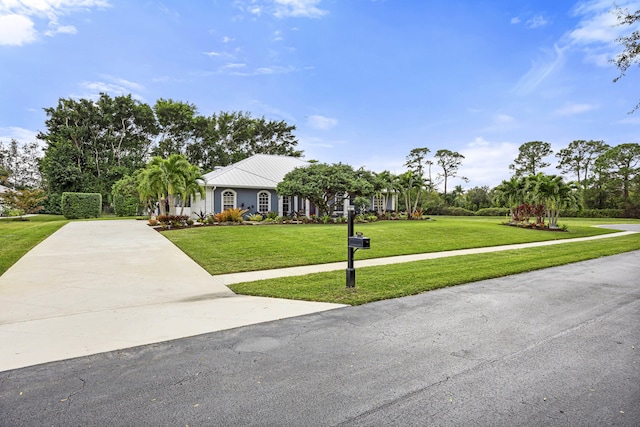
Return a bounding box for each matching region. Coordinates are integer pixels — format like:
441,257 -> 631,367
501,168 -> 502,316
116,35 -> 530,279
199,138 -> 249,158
277,163 -> 374,216
0,188 -> 47,220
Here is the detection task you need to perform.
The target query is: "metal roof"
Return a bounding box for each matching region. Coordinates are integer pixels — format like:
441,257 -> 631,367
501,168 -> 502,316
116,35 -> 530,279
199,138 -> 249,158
202,154 -> 309,189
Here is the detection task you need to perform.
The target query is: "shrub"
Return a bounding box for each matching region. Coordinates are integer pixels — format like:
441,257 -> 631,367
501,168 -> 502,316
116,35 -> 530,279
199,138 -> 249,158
443,207 -> 475,216
112,175 -> 141,217
475,207 -> 509,216
560,209 -> 627,218
265,211 -> 278,220
214,207 -> 248,223
61,192 -> 101,219
148,219 -> 159,226
157,214 -> 190,227
248,213 -> 264,222
42,192 -> 62,215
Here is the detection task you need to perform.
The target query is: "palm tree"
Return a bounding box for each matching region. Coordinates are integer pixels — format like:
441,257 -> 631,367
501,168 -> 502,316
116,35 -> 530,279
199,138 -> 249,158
138,154 -> 193,216
493,177 -> 525,222
531,174 -> 581,228
178,164 -> 205,216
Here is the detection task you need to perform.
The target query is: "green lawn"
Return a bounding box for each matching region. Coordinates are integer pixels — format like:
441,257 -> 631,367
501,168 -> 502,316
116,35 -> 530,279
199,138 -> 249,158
229,232 -> 640,305
0,215 -> 69,276
164,216 -> 640,275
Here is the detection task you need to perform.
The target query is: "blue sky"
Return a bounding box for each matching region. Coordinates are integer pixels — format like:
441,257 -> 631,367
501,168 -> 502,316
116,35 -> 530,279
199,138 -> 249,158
1,0 -> 640,189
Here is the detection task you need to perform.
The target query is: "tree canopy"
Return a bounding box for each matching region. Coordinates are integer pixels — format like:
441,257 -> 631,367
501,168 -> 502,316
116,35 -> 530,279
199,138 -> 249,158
38,93 -> 302,209
509,141 -> 553,177
612,6 -> 640,111
276,163 -> 375,216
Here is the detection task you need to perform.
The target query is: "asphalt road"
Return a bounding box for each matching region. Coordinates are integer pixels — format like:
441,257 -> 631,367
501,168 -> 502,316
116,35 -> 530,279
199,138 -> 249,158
1,251 -> 639,426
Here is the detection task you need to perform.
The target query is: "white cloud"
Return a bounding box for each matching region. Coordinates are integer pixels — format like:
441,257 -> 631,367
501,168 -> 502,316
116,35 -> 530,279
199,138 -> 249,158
510,17 -> 520,24
512,44 -> 567,95
0,14 -> 37,45
0,127 -> 39,144
554,102 -> 597,115
44,24 -> 77,37
567,0 -> 640,65
459,137 -> 520,187
273,0 -> 327,18
526,15 -> 549,28
222,36 -> 234,43
306,115 -> 338,130
73,76 -> 145,100
0,0 -> 109,45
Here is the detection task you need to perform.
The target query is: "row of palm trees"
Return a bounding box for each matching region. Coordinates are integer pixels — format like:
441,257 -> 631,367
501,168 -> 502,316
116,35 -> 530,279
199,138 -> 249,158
493,174 -> 580,228
137,154 -> 205,216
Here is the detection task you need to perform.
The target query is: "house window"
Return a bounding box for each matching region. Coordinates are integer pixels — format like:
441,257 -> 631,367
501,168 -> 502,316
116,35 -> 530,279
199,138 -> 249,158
257,190 -> 270,213
222,190 -> 236,211
282,196 -> 291,215
373,195 -> 385,212
334,194 -> 346,212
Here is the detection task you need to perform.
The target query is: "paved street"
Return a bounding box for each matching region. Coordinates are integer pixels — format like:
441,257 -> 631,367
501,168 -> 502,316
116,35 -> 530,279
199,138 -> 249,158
1,251 -> 638,426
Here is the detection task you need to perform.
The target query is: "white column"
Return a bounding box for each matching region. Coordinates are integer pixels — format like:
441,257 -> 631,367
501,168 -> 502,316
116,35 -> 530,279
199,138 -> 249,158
343,195 -> 349,214
278,196 -> 283,217
305,199 -> 311,217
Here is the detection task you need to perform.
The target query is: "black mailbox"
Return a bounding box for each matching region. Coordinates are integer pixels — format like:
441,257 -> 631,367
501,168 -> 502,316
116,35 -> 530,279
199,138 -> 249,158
348,236 -> 370,249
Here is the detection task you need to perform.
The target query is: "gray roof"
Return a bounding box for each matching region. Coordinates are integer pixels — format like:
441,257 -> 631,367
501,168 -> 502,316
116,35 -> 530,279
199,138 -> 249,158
202,154 -> 309,189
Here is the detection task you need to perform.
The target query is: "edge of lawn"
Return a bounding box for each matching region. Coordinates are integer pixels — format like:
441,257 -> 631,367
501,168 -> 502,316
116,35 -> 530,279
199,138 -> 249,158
229,232 -> 640,306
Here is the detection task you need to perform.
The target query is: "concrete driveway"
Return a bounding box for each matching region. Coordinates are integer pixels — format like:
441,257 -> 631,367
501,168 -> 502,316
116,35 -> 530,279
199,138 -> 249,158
1,250 -> 638,426
0,220 -> 345,371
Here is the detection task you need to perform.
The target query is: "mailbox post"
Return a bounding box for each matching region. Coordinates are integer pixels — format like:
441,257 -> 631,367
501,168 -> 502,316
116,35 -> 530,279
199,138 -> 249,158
346,204 -> 370,288
346,205 -> 356,288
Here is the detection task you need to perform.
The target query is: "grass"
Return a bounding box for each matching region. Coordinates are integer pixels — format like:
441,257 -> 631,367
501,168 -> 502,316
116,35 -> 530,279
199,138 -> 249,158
163,216 -> 640,275
0,215 -> 69,276
229,232 -> 640,305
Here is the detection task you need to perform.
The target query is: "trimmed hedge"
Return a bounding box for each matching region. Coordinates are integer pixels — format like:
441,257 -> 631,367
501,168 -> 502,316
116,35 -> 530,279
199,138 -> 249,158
560,209 -> 627,218
61,192 -> 101,219
113,193 -> 139,217
475,207 -> 510,216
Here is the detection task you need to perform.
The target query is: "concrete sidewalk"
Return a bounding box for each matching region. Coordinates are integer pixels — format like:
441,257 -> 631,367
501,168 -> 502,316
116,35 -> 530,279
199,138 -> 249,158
0,220 -> 637,372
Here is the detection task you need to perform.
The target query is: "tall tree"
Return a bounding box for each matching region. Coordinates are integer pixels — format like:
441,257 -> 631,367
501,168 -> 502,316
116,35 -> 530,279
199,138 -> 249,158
594,143 -> 640,208
435,149 -> 467,199
463,186 -> 491,211
509,141 -> 553,177
39,93 -> 158,207
0,139 -> 42,189
152,98 -> 199,157
556,140 -> 610,186
186,111 -> 302,171
276,163 -> 374,216
612,6 -> 640,112
402,147 -> 430,215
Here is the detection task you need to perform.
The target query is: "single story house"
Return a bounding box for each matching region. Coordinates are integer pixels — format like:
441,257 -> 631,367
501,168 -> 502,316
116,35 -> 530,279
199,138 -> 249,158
186,154 -> 315,217
182,154 -> 396,218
